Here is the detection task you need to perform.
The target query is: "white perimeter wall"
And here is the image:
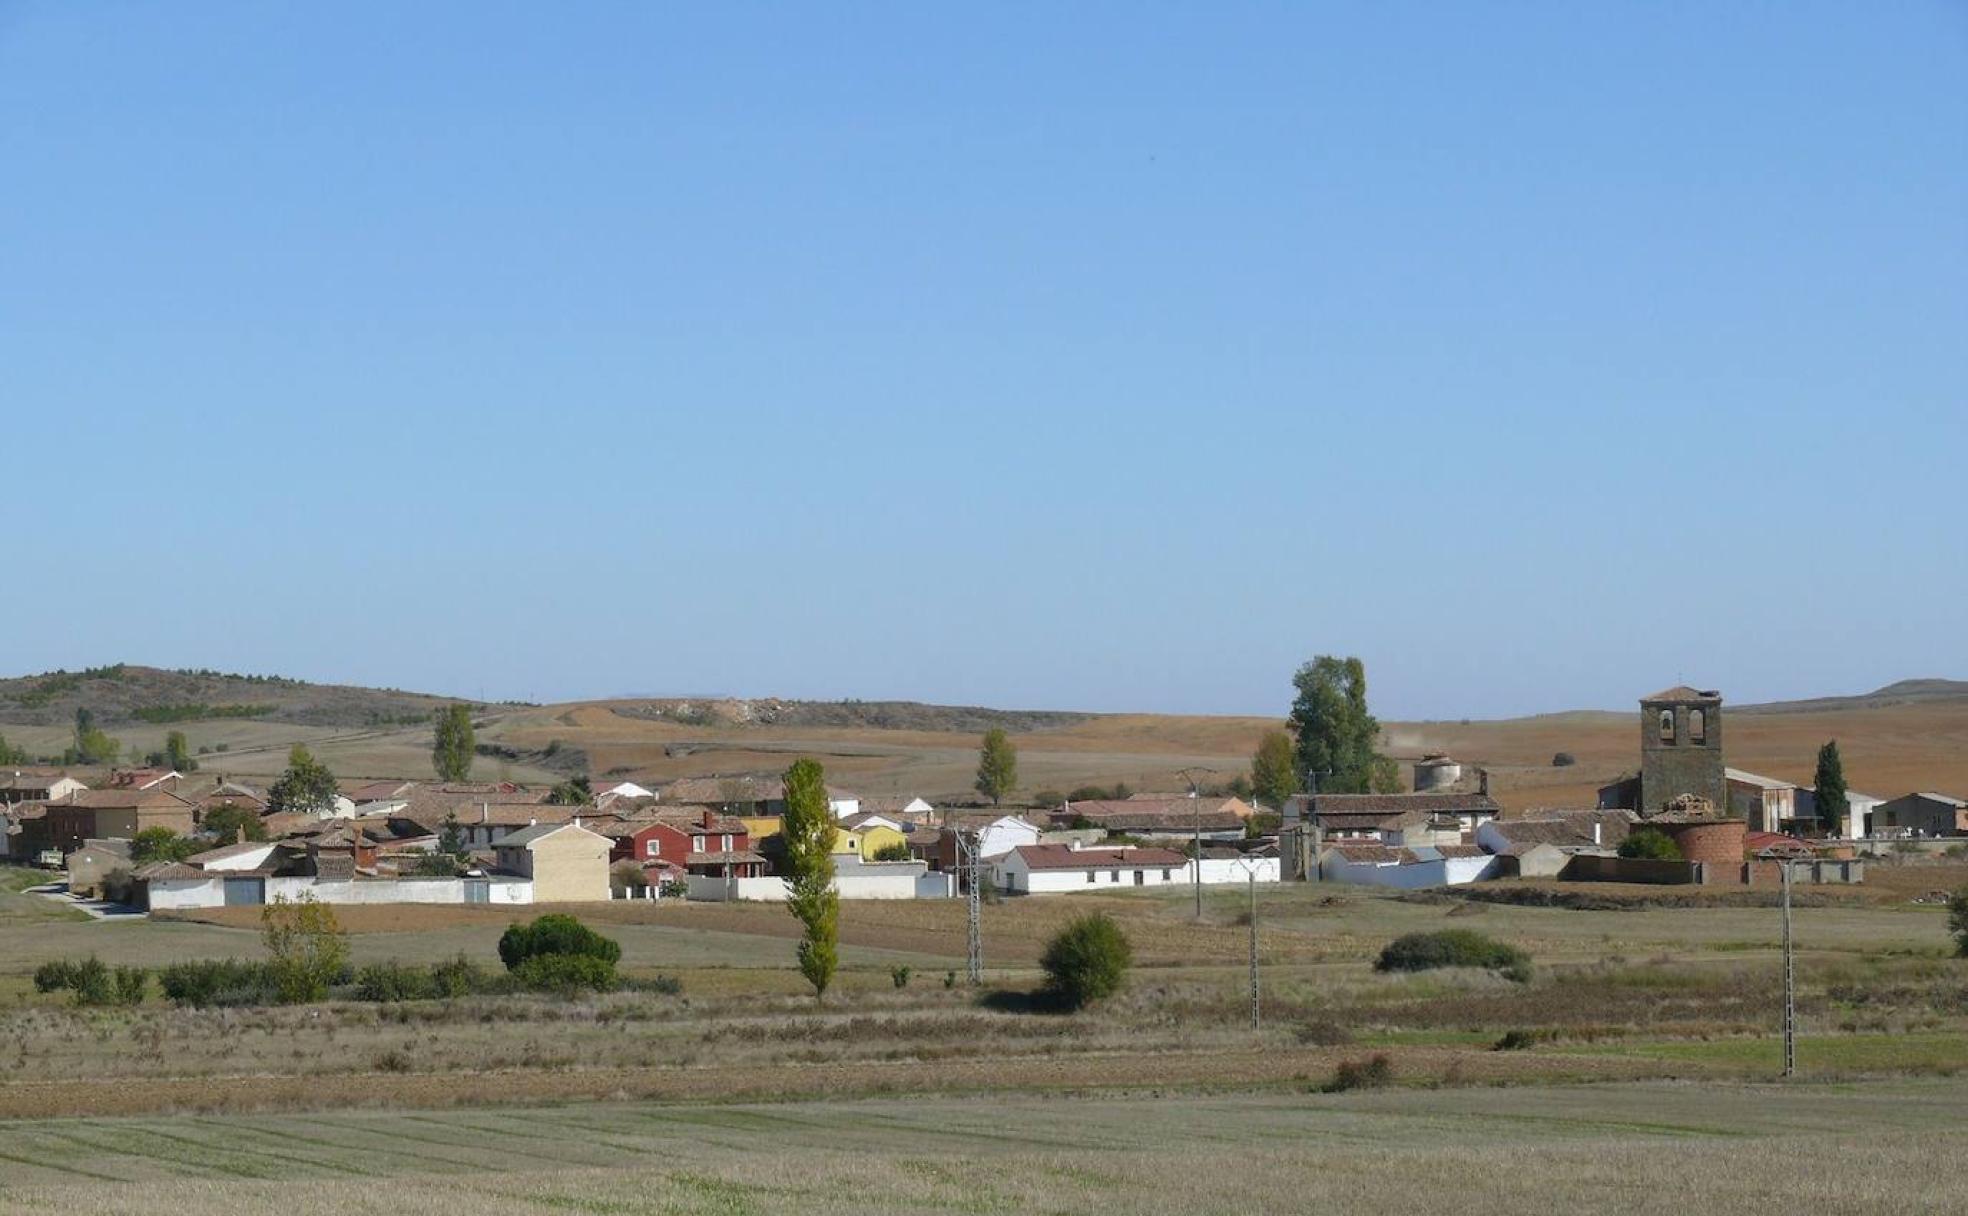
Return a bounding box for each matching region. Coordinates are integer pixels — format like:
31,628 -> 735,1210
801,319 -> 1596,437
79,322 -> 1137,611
1318,854 -> 1501,889
147,876 -> 533,910
686,872 -> 927,902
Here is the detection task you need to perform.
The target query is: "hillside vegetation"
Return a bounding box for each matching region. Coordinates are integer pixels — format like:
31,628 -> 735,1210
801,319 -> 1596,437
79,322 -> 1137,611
0,665 -> 476,729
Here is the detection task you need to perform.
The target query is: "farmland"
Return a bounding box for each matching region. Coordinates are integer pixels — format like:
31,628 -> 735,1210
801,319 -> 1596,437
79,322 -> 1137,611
1,1083 -> 1964,1214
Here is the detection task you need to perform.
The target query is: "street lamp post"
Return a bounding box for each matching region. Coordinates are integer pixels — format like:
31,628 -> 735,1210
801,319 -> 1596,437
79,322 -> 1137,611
1176,767 -> 1214,919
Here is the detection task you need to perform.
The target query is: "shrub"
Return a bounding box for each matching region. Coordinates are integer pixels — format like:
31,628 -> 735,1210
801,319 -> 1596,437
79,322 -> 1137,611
1949,887 -> 1968,959
32,960 -> 78,994
431,954 -> 489,998
69,957 -> 112,1006
620,973 -> 683,996
1327,1053 -> 1395,1092
890,965 -> 912,989
1376,930 -> 1532,983
513,953 -> 617,995
1040,912 -> 1133,1010
159,959 -> 263,1007
497,914 -> 621,971
1551,752 -> 1577,767
1494,1029 -> 1539,1051
1619,827 -> 1682,861
872,841 -> 913,862
355,962 -> 438,1003
111,966 -> 148,1007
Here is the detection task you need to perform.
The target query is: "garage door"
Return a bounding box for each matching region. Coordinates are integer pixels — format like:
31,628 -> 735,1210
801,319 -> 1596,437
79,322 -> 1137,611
222,877 -> 265,906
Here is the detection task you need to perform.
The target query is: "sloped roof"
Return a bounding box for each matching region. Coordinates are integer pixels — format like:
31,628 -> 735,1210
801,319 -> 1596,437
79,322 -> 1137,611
495,821 -> 607,849
1642,685 -> 1721,703
1485,811 -> 1634,849
132,861 -> 209,881
1007,844 -> 1187,870
1726,768 -> 1797,791
1304,793 -> 1501,816
52,789 -> 194,811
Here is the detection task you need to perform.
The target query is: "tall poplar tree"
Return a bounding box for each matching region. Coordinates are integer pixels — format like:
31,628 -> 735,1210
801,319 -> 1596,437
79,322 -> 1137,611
780,757 -> 839,1000
432,704 -> 476,782
1250,729 -> 1301,809
974,728 -> 1018,807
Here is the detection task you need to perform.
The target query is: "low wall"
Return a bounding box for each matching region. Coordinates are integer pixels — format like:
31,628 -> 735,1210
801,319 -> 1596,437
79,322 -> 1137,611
686,872 -> 927,902
147,875 -> 534,910
1564,855 -> 1700,885
1745,859 -> 1866,886
1194,858 -> 1281,885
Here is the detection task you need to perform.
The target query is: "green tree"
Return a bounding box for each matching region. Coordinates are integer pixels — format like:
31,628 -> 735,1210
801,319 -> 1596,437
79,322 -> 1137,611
1040,912 -> 1133,1009
1369,753 -> 1404,795
69,707 -> 121,766
780,757 -> 839,1000
497,913 -> 621,970
1948,887 -> 1968,959
202,803 -> 266,846
1287,656 -> 1387,794
437,810 -> 467,859
1618,826 -> 1682,861
547,776 -> 593,805
431,704 -> 476,782
267,745 -> 339,816
131,827 -> 200,864
261,893 -> 349,1003
1813,740 -> 1850,838
974,727 -> 1018,807
0,733 -> 27,765
164,730 -> 197,773
1250,729 -> 1301,809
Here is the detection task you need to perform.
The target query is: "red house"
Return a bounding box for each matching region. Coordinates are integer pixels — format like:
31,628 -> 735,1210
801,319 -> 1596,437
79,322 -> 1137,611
600,808 -> 764,878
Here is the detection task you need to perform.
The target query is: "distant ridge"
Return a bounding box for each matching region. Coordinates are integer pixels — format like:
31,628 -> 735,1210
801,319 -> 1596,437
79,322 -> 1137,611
1736,678 -> 1968,715
0,664 -> 476,729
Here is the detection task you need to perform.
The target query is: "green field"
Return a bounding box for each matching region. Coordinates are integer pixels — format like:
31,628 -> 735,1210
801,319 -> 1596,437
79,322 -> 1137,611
1,1082 -> 1963,1214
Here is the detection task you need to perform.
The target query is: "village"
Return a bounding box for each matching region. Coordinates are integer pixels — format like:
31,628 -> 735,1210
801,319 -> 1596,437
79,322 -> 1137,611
5,685 -> 1959,918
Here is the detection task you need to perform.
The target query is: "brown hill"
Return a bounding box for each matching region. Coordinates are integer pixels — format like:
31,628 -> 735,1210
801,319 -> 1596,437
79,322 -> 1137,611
0,664 -> 475,729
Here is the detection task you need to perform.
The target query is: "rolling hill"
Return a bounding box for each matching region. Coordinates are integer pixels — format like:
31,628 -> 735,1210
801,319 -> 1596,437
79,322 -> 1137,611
0,667 -> 1961,811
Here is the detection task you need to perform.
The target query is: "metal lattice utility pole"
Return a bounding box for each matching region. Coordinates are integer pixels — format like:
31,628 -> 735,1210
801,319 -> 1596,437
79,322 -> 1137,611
1781,858 -> 1796,1077
961,830 -> 983,985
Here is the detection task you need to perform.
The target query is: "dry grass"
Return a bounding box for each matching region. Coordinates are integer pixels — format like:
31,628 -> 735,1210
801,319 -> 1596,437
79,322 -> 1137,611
0,1082 -> 1964,1214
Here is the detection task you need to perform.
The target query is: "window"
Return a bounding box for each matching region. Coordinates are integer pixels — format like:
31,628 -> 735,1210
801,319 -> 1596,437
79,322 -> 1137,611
1086,870 -> 1095,883
1110,870 -> 1120,882
722,833 -> 732,851
645,839 -> 659,858
1689,709 -> 1706,744
692,835 -> 704,853
1658,709 -> 1676,743
1162,869 -> 1172,880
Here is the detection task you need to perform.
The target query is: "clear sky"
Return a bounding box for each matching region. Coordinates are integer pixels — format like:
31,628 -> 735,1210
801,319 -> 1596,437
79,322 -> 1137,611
2,3 -> 1963,719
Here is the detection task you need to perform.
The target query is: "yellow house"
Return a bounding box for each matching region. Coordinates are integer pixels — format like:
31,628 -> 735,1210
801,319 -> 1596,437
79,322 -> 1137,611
740,816 -> 783,848
492,822 -> 611,903
850,824 -> 908,861
828,827 -> 863,856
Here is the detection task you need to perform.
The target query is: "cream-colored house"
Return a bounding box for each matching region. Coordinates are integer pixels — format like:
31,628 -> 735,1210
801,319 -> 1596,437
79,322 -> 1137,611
493,821 -> 611,903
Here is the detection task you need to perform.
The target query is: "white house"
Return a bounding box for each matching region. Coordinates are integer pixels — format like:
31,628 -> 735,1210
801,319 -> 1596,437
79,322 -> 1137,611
1318,843 -> 1502,889
975,815 -> 1041,859
992,843 -> 1190,894
594,780 -> 657,801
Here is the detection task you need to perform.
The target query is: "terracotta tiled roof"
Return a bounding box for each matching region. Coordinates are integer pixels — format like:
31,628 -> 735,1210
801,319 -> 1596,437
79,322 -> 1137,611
52,789 -> 194,810
1007,844 -> 1187,871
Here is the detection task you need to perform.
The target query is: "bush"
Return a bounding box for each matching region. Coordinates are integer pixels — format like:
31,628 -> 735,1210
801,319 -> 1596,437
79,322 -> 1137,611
1949,887 -> 1968,959
1326,1053 -> 1395,1092
497,914 -> 621,971
111,966 -> 148,1007
513,953 -> 617,995
33,960 -> 77,994
1376,930 -> 1532,983
620,973 -> 683,996
890,965 -> 912,989
355,962 -> 438,1003
1618,827 -> 1682,861
1551,752 -> 1577,767
1494,1029 -> 1539,1051
159,959 -> 277,1007
1039,912 -> 1133,1010
431,953 -> 489,998
871,841 -> 913,862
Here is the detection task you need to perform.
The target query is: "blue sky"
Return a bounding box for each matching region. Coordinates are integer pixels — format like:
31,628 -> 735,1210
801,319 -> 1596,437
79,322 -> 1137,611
2,3 -> 1962,719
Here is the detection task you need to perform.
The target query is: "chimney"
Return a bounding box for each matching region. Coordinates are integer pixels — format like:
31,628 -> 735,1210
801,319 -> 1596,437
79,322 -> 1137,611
1479,769 -> 1491,797
480,802 -> 489,824
1593,821 -> 1602,847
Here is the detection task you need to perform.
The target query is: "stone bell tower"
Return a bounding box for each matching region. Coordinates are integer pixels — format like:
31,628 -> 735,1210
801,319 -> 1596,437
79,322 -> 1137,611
1638,685 -> 1725,814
